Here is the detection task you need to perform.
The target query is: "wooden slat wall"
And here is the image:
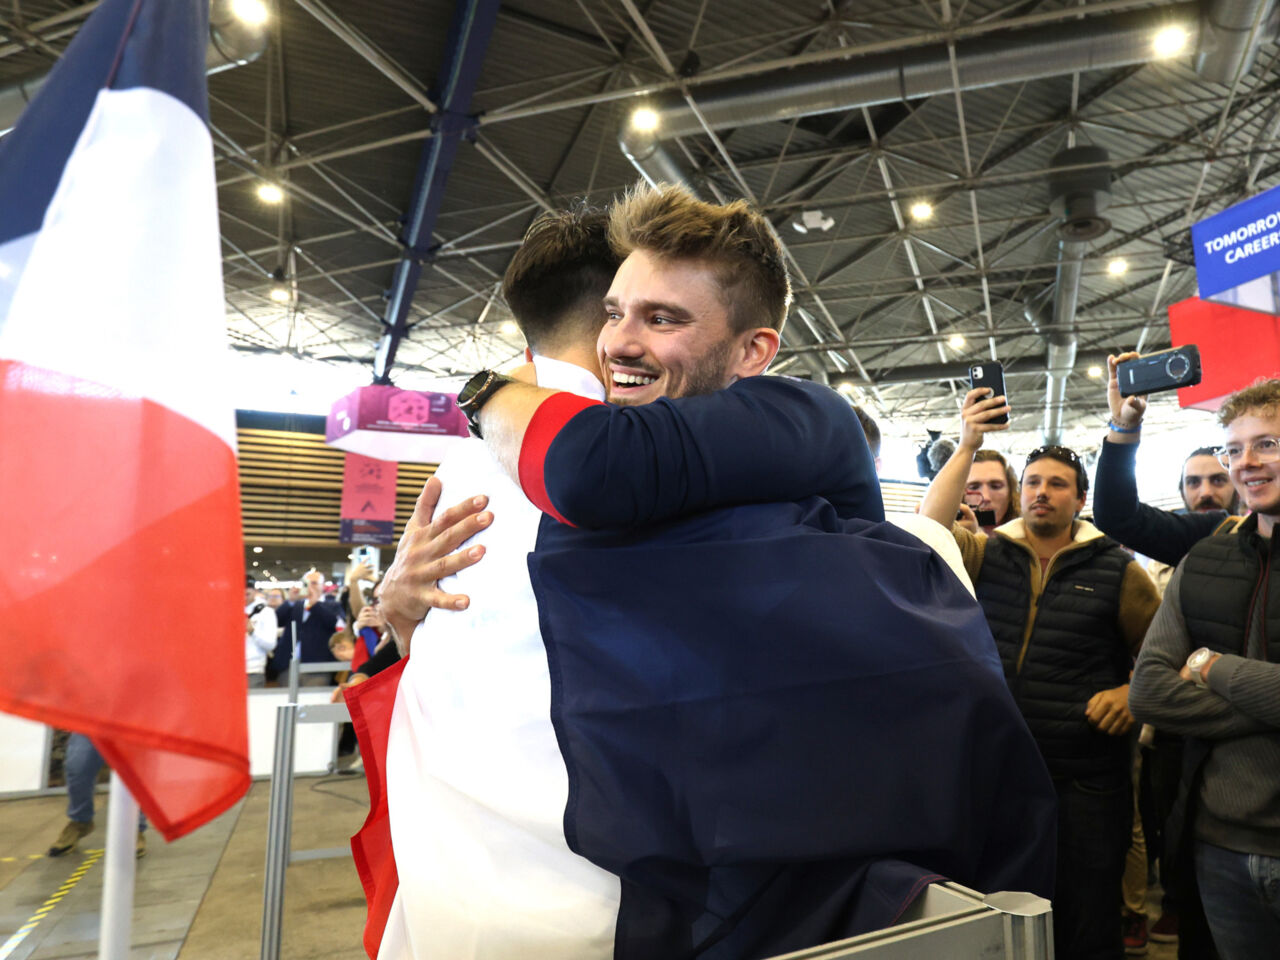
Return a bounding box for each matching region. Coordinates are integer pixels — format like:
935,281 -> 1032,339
237,427 -> 437,547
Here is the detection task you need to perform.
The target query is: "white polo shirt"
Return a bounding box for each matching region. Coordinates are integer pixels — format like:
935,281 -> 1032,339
380,356 -> 618,960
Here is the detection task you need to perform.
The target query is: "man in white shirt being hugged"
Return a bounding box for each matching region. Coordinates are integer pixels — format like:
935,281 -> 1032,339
374,204 -> 623,960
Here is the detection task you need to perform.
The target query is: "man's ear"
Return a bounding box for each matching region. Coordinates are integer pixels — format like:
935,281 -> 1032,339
733,327 -> 781,379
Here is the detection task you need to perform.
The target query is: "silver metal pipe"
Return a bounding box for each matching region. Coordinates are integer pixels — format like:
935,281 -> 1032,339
620,4 -> 1204,183
1196,0 -> 1278,83
260,702 -> 299,960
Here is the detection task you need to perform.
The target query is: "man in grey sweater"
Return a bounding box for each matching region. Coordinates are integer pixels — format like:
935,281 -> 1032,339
1129,378 -> 1280,960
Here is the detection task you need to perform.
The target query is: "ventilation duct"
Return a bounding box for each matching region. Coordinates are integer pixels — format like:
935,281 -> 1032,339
618,4 -> 1218,186
0,0 -> 268,137
1197,0 -> 1280,82
1033,147 -> 1111,444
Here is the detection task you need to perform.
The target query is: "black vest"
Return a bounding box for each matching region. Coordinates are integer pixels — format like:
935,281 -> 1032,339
1180,515 -> 1279,661
975,533 -> 1134,779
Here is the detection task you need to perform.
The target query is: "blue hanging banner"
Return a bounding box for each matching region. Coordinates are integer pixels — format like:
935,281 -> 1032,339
1192,183 -> 1280,302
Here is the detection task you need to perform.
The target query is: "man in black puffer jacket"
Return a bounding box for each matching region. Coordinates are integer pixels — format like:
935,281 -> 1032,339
1130,378 -> 1280,960
922,388 -> 1161,960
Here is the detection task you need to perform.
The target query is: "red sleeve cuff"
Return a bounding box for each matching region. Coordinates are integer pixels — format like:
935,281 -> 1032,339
518,392 -> 603,525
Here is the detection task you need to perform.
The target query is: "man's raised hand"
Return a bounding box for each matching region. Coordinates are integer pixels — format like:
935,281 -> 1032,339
379,477 -> 493,652
959,387 -> 1011,451
1107,352 -> 1147,431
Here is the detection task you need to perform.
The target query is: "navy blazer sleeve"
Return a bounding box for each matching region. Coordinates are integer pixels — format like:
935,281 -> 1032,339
526,376 -> 883,530
1092,438 -> 1225,567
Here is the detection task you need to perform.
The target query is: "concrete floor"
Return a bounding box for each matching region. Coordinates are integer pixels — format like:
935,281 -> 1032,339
0,776 -> 1182,959
0,777 -> 369,960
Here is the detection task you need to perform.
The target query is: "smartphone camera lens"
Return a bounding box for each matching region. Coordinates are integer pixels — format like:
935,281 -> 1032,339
1165,354 -> 1189,379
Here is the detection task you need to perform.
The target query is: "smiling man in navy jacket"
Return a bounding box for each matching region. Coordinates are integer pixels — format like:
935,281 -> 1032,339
382,183 -> 1056,960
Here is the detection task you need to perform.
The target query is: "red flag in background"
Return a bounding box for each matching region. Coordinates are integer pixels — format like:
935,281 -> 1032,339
0,0 -> 249,839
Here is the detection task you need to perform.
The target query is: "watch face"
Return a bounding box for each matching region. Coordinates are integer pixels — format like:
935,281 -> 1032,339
1188,648 -> 1211,669
457,371 -> 491,409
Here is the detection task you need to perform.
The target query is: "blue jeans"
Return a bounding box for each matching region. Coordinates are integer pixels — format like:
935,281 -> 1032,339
64,733 -> 146,831
1195,840 -> 1280,960
1054,770 -> 1132,960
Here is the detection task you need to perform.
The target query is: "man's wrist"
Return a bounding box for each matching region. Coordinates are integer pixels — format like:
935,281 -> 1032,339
1107,419 -> 1142,444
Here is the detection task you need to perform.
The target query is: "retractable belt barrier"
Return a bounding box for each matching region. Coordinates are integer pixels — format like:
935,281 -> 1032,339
260,631 -> 354,960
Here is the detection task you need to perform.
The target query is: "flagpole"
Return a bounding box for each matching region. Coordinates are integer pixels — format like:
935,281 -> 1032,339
98,770 -> 138,960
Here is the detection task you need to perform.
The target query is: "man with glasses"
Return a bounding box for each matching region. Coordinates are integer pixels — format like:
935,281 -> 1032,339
921,387 -> 1161,960
1091,350 -> 1244,956
1129,379 -> 1280,960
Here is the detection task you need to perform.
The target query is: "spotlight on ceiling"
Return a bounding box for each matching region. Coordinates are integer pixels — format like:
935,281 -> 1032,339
232,0 -> 269,26
948,333 -> 966,350
630,107 -> 660,133
499,320 -> 519,336
252,546 -> 263,553
257,182 -> 284,204
1087,365 -> 1104,379
1107,257 -> 1129,276
836,382 -> 857,397
1152,25 -> 1189,58
792,210 -> 834,234
269,286 -> 291,303
910,201 -> 934,221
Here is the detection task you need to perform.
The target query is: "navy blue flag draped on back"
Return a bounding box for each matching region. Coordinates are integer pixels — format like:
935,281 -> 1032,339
530,498 -> 1057,960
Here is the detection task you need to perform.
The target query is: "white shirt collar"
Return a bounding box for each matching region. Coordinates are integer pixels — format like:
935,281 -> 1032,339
531,354 -> 605,401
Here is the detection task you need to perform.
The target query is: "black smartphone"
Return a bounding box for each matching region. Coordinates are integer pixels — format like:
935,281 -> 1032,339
1117,345 -> 1202,397
968,362 -> 1009,424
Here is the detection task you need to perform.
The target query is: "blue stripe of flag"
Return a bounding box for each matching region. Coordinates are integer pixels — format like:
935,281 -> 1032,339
0,0 -> 208,248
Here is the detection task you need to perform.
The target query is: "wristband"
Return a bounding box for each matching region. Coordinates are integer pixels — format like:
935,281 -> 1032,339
1108,420 -> 1141,434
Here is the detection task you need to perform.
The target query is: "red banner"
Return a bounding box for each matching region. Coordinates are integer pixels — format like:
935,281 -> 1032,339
340,453 -> 398,545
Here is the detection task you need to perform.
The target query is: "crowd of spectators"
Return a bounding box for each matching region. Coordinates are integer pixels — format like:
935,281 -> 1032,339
903,349 -> 1277,960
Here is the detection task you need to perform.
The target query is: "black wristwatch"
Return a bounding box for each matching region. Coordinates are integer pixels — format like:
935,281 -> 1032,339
456,370 -> 515,438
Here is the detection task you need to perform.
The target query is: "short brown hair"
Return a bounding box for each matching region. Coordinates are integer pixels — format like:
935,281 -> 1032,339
850,405 -> 881,458
1217,378 -> 1280,426
607,181 -> 791,334
502,203 -> 621,353
972,449 -> 1021,522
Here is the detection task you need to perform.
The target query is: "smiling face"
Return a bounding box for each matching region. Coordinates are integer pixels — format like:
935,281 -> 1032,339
1224,410 -> 1280,526
1021,457 -> 1086,540
966,460 -> 1012,523
598,249 -> 772,405
1181,454 -> 1234,512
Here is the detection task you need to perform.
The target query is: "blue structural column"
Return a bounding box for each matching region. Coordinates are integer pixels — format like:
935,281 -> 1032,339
373,0 -> 501,384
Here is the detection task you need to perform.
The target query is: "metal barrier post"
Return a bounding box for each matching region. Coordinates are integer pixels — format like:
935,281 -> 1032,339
260,702 -> 298,960
287,623 -> 299,703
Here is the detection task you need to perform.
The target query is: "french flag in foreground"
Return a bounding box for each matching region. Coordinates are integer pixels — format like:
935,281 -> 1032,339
0,0 -> 249,839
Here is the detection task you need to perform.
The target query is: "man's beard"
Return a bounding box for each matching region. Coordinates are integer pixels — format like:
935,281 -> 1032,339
1192,497 -> 1223,512
610,339 -> 735,405
1025,505 -> 1071,539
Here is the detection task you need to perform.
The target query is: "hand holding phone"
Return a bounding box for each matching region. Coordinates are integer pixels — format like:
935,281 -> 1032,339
968,362 -> 1009,425
1116,345 -> 1201,398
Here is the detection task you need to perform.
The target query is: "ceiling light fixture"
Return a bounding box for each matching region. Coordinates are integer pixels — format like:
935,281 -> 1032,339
257,182 -> 284,204
231,0 -> 269,26
1152,25 -> 1189,58
253,546 -> 263,553
910,201 -> 934,221
269,286 -> 291,303
630,107 -> 659,133
1107,257 -> 1129,276
499,320 -> 519,336
793,210 -> 834,234
1087,365 -> 1104,379
948,333 -> 966,350
836,382 -> 857,397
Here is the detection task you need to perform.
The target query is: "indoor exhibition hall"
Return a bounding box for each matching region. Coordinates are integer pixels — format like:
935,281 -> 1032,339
2,0 -> 1279,958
